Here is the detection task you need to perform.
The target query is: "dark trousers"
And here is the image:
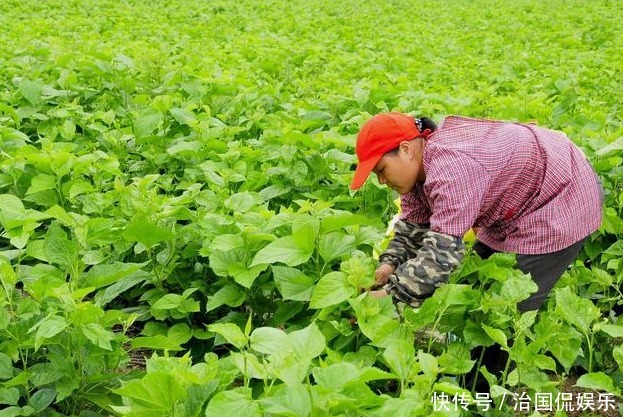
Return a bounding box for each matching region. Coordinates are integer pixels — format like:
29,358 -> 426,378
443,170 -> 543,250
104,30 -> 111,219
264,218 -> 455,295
468,238 -> 587,389
472,238 -> 586,312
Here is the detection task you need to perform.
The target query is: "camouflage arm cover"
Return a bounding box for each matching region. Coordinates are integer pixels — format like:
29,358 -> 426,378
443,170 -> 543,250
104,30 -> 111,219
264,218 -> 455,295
384,231 -> 466,307
378,220 -> 430,269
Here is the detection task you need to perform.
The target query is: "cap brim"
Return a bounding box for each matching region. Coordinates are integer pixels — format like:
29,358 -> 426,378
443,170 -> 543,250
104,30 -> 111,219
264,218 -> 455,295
349,155 -> 382,190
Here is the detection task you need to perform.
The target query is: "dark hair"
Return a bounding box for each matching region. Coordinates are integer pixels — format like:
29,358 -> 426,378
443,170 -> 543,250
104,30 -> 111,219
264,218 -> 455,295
416,116 -> 438,133
386,116 -> 437,155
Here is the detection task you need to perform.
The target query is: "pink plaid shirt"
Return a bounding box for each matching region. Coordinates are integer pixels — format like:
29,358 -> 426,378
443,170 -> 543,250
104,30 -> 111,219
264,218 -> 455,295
400,116 -> 603,254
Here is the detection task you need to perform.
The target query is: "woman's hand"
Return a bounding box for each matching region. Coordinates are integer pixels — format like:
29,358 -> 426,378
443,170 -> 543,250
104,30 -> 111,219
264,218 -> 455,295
373,263 -> 395,289
368,289 -> 390,299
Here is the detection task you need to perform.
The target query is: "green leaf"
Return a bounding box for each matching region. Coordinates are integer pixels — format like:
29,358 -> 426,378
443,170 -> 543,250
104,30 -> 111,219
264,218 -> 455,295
612,344 -> 623,371
94,270 -> 150,307
312,362 -> 361,391
555,287 -> 601,334
170,107 -> 196,125
259,382 -> 311,417
438,343 -> 476,375
0,353 -> 13,380
383,338 -> 415,381
209,234 -> 245,252
25,173 -> 57,195
575,372 -> 620,395
205,388 -> 261,417
482,325 -> 508,348
29,388 -> 56,412
318,232 -> 356,263
133,108 -> 164,139
309,271 -> 352,309
224,192 -> 258,213
0,194 -> 25,225
249,327 -> 287,355
272,266 -> 315,301
207,323 -> 247,350
123,218 -> 175,248
44,222 -> 79,271
79,262 -> 147,289
596,324 -> 623,338
319,213 -> 376,233
595,136 -> 623,157
81,323 -> 114,350
114,372 -> 186,412
130,335 -> 186,351
206,285 -> 246,312
251,235 -> 313,267
32,315 -> 68,351
289,322 -> 325,360
0,387 -> 20,405
18,78 -> 43,105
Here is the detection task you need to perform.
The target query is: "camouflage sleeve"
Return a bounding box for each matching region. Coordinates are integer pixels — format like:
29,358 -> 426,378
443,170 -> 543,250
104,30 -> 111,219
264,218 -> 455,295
378,220 -> 430,269
384,231 -> 465,307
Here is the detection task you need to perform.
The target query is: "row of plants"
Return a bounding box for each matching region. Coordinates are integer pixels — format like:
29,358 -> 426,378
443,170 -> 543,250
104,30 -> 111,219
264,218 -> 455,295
1,0 -> 623,415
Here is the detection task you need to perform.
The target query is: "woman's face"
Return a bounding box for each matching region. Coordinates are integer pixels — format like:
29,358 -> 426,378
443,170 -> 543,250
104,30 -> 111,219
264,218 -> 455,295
372,139 -> 425,195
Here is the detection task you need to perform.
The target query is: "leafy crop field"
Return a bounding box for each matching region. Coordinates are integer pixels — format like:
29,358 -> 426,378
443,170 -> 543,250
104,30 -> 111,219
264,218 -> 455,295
1,0 -> 622,416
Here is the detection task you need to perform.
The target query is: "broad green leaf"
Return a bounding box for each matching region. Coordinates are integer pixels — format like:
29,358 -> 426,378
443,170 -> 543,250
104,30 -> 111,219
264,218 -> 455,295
229,352 -> 268,380
482,325 -> 508,348
596,323 -> 623,338
555,287 -> 601,334
312,362 -> 362,391
206,285 -> 246,312
595,136 -> 623,157
94,270 -> 150,307
207,323 -> 247,350
382,338 -> 415,381
318,232 -> 356,262
209,234 -> 245,252
417,351 -> 439,378
32,315 -> 68,351
79,262 -> 146,289
170,107 -> 196,125
0,406 -> 34,417
29,388 -> 56,412
272,266 -> 315,301
25,174 -> 56,195
81,323 -> 114,350
131,335 -> 186,351
18,78 -> 43,104
249,327 -> 287,355
205,388 -> 261,417
438,343 -> 476,375
224,192 -> 258,213
0,353 -> 13,379
0,387 -> 20,405
152,293 -> 183,310
0,194 -> 25,225
499,274 -> 537,304
114,372 -> 186,412
133,108 -> 164,139
309,271 -> 352,309
44,222 -> 79,271
259,382 -> 311,417
251,235 -> 313,267
123,218 -> 175,248
319,213 -> 376,233
289,322 -> 325,360
226,262 -> 267,288
575,372 -> 620,395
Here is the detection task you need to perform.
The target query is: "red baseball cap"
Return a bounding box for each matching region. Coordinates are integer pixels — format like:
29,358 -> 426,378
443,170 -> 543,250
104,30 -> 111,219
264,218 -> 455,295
350,112 -> 422,190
